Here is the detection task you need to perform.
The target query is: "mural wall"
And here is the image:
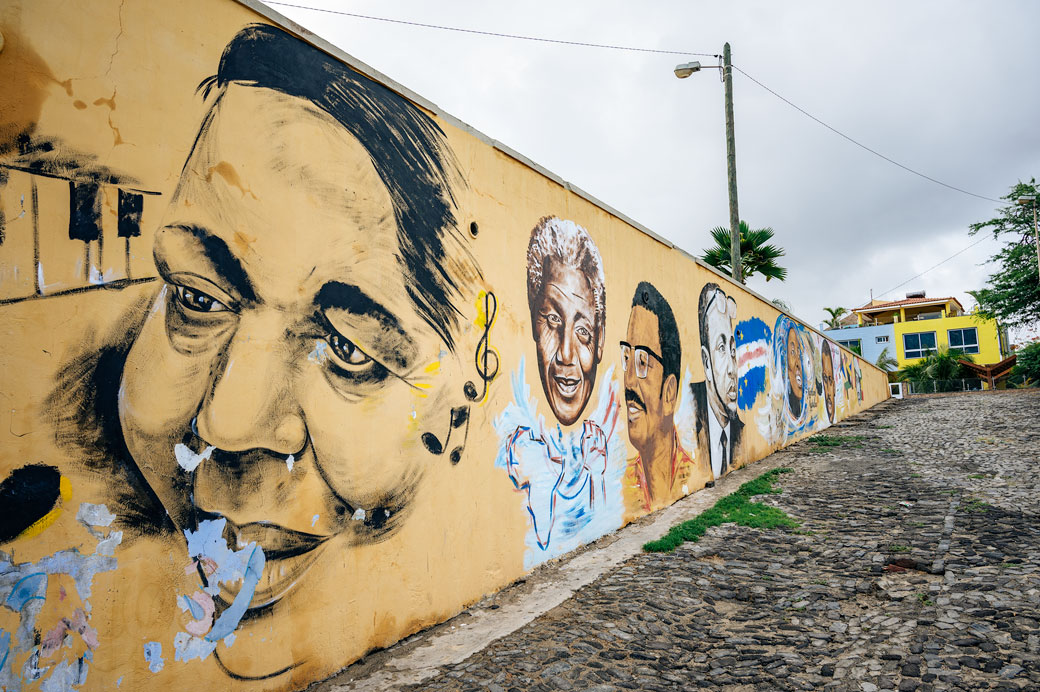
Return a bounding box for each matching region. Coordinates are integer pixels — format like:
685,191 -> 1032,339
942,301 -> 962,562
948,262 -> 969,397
0,2 -> 889,690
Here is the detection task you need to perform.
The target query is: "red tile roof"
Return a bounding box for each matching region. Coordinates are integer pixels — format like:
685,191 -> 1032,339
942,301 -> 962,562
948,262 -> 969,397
853,296 -> 963,313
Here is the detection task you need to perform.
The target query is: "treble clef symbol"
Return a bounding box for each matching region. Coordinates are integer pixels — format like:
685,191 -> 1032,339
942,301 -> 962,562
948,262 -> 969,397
464,291 -> 499,402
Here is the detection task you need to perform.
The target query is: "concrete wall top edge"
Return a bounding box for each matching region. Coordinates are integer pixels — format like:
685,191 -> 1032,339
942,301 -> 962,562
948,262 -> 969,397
231,0 -> 886,379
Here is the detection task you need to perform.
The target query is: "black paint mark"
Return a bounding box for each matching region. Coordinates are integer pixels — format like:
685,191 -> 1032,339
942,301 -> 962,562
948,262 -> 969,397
421,405 -> 470,465
469,221 -> 479,238
0,464 -> 62,543
117,189 -> 143,238
32,178 -> 40,295
0,167 -> 7,245
68,181 -> 102,242
44,296 -> 175,538
0,277 -> 156,306
464,291 -> 499,402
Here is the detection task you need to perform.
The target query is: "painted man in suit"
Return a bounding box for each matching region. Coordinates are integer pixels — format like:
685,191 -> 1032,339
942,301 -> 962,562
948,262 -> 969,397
692,282 -> 743,480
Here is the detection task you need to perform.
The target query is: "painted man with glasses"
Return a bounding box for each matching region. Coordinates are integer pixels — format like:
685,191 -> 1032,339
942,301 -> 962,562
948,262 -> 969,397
620,282 -> 707,515
692,282 -> 744,480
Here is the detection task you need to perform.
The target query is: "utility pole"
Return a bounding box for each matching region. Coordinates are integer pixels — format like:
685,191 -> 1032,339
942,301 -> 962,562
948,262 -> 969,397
674,44 -> 743,284
722,43 -> 742,284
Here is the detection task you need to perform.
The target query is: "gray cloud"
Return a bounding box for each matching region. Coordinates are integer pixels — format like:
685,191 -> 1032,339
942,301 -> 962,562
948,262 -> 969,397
276,0 -> 1040,338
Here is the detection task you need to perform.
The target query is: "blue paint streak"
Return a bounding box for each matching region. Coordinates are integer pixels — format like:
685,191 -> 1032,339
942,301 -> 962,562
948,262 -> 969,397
0,629 -> 10,673
206,545 -> 265,642
181,594 -> 204,620
5,572 -> 46,611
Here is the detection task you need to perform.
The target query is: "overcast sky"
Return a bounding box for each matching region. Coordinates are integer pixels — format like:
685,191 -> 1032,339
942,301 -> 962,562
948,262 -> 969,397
271,0 -> 1039,339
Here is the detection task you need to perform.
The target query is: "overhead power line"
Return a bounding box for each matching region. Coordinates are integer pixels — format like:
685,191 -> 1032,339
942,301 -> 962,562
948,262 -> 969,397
270,1 -> 1002,206
876,235 -> 990,298
266,2 -> 716,57
731,66 -> 1002,204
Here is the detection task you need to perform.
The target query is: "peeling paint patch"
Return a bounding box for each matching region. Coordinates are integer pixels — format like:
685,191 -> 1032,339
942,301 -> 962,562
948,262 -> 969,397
286,454 -> 294,471
174,444 -> 214,473
143,641 -> 164,673
170,519 -> 266,662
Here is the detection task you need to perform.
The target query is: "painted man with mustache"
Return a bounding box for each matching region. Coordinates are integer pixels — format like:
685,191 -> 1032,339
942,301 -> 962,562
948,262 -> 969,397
620,282 -> 708,515
692,283 -> 744,480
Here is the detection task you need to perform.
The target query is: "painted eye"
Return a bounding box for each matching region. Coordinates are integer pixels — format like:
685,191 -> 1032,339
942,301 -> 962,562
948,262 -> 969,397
327,332 -> 373,367
544,312 -> 562,326
576,325 -> 591,340
174,284 -> 227,312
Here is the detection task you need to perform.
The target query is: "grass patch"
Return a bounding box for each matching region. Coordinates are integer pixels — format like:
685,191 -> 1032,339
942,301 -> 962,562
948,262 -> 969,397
916,593 -> 933,607
881,448 -> 901,455
809,434 -> 866,452
910,473 -> 922,478
643,468 -> 799,553
889,544 -> 911,553
964,499 -> 991,513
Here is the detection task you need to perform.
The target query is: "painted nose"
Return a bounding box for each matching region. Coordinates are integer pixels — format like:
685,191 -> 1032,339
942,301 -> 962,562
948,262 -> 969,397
195,316 -> 307,456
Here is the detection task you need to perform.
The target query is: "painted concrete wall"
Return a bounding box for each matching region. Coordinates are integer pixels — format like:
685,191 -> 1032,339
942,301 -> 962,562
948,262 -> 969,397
0,2 -> 890,690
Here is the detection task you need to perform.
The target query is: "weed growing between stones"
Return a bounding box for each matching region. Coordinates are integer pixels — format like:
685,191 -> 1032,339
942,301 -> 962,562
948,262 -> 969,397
642,468 -> 799,553
809,434 -> 866,452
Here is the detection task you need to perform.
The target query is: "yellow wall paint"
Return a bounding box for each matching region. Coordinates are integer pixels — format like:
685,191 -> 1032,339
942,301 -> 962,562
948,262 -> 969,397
0,1 -> 889,690
894,314 -> 1004,367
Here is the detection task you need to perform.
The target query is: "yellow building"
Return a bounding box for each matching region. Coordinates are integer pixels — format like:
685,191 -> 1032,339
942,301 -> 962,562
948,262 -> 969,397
850,293 -> 1008,369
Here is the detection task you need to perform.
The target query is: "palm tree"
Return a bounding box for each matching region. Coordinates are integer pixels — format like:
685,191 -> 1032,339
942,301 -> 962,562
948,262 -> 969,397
875,346 -> 898,372
896,347 -> 975,393
701,221 -> 787,284
823,306 -> 848,329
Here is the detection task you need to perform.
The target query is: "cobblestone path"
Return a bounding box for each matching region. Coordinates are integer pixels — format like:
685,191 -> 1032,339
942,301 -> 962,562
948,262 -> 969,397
404,391 -> 1040,692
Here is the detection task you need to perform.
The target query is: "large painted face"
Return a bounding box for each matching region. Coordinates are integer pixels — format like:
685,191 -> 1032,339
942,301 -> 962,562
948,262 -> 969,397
118,86 -> 449,676
821,345 -> 835,421
623,305 -> 675,458
786,328 -> 803,417
532,261 -> 601,425
702,300 -> 737,419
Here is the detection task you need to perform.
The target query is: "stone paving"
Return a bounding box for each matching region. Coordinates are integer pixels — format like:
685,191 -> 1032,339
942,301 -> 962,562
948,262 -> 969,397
401,391 -> 1040,692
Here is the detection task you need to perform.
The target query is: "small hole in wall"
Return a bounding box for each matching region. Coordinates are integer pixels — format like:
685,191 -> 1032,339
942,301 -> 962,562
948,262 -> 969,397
469,221 -> 479,238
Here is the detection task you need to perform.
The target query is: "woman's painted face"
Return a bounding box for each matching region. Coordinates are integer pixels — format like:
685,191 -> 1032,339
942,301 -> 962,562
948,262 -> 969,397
118,86 -> 450,678
786,328 -> 803,414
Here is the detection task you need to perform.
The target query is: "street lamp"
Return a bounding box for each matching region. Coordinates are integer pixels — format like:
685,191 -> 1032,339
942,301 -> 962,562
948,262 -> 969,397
1016,194 -> 1039,284
675,43 -> 742,283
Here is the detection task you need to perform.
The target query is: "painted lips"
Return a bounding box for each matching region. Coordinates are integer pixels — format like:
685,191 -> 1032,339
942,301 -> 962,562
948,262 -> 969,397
552,374 -> 581,398
207,514 -> 329,610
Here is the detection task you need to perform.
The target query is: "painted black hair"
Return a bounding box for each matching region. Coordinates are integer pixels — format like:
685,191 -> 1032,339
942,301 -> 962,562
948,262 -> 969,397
196,24 -> 468,349
698,282 -> 722,358
632,281 -> 680,384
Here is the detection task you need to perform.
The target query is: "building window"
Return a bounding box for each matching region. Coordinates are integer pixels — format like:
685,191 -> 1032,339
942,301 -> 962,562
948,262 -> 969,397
948,327 -> 979,355
837,339 -> 862,354
903,332 -> 937,359
876,335 -> 889,344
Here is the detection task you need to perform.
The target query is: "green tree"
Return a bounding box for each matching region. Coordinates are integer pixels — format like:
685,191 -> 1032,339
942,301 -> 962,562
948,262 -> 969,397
702,221 -> 787,284
897,347 -> 975,392
968,179 -> 1040,328
1009,340 -> 1040,386
823,306 -> 848,329
875,346 -> 898,372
